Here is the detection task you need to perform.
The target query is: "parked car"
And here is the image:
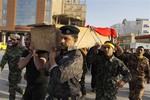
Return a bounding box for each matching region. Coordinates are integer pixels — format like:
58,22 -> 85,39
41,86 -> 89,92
0,42 -> 7,50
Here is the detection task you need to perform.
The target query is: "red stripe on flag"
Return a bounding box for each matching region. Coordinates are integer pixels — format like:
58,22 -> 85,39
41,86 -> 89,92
111,28 -> 117,38
94,27 -> 111,36
86,25 -> 117,38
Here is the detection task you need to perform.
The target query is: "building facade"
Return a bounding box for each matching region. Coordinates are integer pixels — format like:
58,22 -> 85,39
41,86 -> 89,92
118,33 -> 150,50
110,18 -> 150,50
118,33 -> 136,49
53,0 -> 86,26
111,18 -> 150,35
0,0 -> 86,43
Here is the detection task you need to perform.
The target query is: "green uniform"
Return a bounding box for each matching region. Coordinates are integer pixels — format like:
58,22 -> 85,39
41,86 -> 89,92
125,54 -> 150,100
94,51 -> 131,100
0,46 -> 25,100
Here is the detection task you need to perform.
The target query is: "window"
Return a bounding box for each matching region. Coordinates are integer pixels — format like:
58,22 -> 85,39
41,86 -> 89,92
45,10 -> 50,16
143,30 -> 149,33
2,19 -> 6,26
136,21 -> 140,25
2,10 -> 7,14
46,0 -> 50,6
3,0 -> 8,4
143,24 -> 149,28
16,0 -> 37,25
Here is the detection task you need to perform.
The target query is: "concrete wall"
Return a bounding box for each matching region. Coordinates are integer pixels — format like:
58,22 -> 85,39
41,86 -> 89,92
51,0 -> 63,24
64,3 -> 86,20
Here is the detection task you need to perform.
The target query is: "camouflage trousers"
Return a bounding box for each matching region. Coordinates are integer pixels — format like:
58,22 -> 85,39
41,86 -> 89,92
129,78 -> 145,100
95,83 -> 118,100
95,92 -> 117,100
9,72 -> 23,100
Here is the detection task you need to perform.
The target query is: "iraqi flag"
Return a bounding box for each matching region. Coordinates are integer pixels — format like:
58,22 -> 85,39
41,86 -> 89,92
86,25 -> 117,38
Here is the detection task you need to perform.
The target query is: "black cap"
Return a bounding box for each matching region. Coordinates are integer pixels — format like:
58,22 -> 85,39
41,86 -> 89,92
59,25 -> 80,35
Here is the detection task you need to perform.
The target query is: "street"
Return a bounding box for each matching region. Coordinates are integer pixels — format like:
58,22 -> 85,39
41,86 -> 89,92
0,50 -> 150,100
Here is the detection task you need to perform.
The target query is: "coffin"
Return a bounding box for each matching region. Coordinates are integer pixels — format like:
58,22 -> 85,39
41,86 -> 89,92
30,24 -> 61,52
30,24 -> 110,51
56,24 -> 110,49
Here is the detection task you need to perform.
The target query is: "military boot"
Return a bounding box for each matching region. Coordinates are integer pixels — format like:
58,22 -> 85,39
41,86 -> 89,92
16,87 -> 24,95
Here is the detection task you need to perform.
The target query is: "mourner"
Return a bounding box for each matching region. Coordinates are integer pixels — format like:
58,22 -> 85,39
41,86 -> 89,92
120,46 -> 150,100
0,34 -> 25,100
18,33 -> 49,100
91,41 -> 131,100
46,25 -> 83,100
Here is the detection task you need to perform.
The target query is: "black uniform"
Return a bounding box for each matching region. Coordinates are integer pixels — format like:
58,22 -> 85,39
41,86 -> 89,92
22,50 -> 49,100
47,49 -> 83,100
79,49 -> 88,96
86,45 -> 99,91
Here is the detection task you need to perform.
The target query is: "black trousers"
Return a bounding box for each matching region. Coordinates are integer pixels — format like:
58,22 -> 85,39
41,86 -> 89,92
91,65 -> 97,89
46,95 -> 80,100
22,84 -> 47,100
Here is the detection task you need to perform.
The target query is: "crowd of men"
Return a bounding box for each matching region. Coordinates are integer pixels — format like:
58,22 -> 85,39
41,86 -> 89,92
0,25 -> 149,100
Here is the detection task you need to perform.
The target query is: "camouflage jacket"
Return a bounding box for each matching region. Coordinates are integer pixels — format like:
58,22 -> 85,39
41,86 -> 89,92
47,49 -> 83,97
95,54 -> 131,99
124,53 -> 150,80
0,46 -> 25,72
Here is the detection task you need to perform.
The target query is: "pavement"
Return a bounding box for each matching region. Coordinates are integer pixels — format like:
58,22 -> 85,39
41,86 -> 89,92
0,50 -> 150,100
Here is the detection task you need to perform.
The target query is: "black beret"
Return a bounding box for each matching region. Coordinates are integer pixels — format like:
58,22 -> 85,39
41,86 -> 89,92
59,25 -> 80,35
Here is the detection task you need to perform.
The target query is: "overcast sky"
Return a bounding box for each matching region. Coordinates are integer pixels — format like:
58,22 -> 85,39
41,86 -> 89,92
85,0 -> 150,27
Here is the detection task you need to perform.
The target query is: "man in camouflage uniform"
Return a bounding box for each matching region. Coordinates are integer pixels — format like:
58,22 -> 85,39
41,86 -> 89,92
144,49 -> 150,64
91,41 -> 131,100
46,25 -> 83,100
0,34 -> 25,100
120,46 -> 150,100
